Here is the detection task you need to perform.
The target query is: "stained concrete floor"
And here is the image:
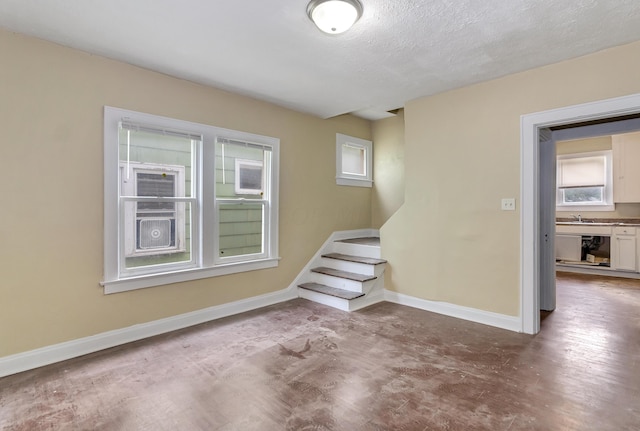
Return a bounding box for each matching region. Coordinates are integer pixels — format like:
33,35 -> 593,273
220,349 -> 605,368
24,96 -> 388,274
1,272 -> 639,430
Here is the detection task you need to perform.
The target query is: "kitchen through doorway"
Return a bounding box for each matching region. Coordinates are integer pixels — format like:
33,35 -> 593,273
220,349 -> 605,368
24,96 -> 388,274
521,93 -> 640,335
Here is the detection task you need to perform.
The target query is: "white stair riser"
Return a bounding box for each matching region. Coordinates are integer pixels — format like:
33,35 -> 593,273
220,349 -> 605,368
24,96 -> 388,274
319,258 -> 384,277
346,284 -> 385,311
298,288 -> 351,311
298,282 -> 385,312
308,273 -> 375,293
332,242 -> 381,259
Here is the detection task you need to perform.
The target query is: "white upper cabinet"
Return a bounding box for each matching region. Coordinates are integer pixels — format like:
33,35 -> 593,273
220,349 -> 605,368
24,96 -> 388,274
613,131 -> 640,203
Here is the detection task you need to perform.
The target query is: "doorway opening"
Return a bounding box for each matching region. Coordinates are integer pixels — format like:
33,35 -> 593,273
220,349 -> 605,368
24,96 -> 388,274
520,93 -> 640,335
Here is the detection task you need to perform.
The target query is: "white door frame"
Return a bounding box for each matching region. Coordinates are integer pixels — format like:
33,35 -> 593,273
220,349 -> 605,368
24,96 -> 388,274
520,93 -> 640,334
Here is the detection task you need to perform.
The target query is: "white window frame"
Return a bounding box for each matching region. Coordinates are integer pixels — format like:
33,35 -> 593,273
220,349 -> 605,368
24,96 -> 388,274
336,133 -> 373,187
556,150 -> 614,211
102,106 -> 280,294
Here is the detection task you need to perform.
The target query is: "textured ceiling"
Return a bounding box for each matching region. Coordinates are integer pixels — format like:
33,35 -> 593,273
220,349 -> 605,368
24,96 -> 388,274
2,0 -> 640,120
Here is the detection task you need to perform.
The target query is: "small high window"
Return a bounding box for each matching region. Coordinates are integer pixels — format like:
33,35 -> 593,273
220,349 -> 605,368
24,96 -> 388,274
336,133 -> 372,187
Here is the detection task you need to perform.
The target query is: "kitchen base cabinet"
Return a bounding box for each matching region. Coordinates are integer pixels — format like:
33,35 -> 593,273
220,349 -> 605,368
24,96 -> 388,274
555,223 -> 640,278
611,226 -> 637,271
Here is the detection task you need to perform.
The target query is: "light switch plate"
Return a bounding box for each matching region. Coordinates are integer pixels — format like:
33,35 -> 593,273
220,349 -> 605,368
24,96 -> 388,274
501,198 -> 516,211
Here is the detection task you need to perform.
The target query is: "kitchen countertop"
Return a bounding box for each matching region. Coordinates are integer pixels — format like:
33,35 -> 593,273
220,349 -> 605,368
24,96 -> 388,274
556,218 -> 640,227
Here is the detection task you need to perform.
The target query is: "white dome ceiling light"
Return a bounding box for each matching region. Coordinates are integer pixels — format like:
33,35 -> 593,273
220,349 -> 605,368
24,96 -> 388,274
307,0 -> 363,34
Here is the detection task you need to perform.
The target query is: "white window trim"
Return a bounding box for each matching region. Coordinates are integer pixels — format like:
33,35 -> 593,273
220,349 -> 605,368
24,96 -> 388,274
556,150 -> 614,212
336,133 -> 373,188
102,106 -> 280,294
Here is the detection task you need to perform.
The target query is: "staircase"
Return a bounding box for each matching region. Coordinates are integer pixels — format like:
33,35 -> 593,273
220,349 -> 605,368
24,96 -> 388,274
297,236 -> 387,311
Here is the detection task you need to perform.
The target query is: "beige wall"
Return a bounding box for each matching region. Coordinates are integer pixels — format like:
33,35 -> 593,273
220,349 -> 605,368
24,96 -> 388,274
556,136 -> 640,219
372,110 -> 405,228
0,30 -> 372,357
555,136 -> 612,155
381,40 -> 640,316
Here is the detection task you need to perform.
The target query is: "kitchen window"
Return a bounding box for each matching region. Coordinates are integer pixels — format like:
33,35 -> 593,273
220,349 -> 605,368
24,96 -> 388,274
556,150 -> 613,211
102,107 -> 279,293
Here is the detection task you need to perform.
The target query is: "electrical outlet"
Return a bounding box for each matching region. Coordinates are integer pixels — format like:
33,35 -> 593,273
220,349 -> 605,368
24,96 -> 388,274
501,198 -> 516,211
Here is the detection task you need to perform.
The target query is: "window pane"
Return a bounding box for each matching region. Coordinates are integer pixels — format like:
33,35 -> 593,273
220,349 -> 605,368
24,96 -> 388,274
137,172 -> 176,211
118,124 -> 196,270
342,144 -> 366,176
119,127 -> 194,198
123,201 -> 192,269
563,187 -> 604,203
218,203 -> 263,258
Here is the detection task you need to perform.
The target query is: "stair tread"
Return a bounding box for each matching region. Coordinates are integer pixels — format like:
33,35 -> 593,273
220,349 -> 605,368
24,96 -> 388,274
335,237 -> 380,246
322,253 -> 387,265
311,267 -> 376,282
299,283 -> 365,300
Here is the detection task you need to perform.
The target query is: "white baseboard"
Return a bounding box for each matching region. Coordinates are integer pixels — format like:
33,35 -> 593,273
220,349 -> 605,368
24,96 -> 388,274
384,290 -> 522,333
1,228 -> 380,378
0,287 -> 297,378
1,265 -> 521,378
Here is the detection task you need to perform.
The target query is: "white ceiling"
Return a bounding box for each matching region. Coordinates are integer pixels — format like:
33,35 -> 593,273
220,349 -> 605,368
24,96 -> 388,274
2,1 -> 640,120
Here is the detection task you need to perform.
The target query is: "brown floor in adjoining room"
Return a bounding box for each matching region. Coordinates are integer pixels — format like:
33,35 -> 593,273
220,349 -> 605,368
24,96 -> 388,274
1,273 -> 639,431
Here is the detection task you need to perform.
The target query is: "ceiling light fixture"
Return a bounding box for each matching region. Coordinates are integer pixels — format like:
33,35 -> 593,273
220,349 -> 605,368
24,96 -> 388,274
307,0 -> 363,34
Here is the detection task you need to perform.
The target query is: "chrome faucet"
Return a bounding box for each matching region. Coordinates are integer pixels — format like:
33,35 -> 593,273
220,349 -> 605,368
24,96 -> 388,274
571,214 -> 582,222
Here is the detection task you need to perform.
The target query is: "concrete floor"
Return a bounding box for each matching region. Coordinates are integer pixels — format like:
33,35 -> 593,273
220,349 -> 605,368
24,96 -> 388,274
1,272 -> 639,430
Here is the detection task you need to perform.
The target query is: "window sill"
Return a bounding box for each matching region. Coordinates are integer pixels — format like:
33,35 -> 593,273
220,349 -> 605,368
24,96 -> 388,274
336,177 -> 373,188
556,204 -> 615,212
101,258 -> 280,294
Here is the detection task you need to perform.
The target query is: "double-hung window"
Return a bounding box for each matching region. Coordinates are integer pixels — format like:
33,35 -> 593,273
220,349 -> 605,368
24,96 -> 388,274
103,107 -> 279,293
216,139 -> 272,262
556,150 -> 613,211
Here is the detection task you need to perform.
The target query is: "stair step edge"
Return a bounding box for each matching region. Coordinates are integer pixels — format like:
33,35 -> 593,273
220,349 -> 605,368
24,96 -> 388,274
335,237 -> 380,247
299,283 -> 365,300
322,253 -> 387,265
310,267 -> 377,282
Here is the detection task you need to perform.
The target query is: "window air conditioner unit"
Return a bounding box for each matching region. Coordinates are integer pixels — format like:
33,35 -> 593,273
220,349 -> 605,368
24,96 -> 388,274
137,218 -> 175,250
